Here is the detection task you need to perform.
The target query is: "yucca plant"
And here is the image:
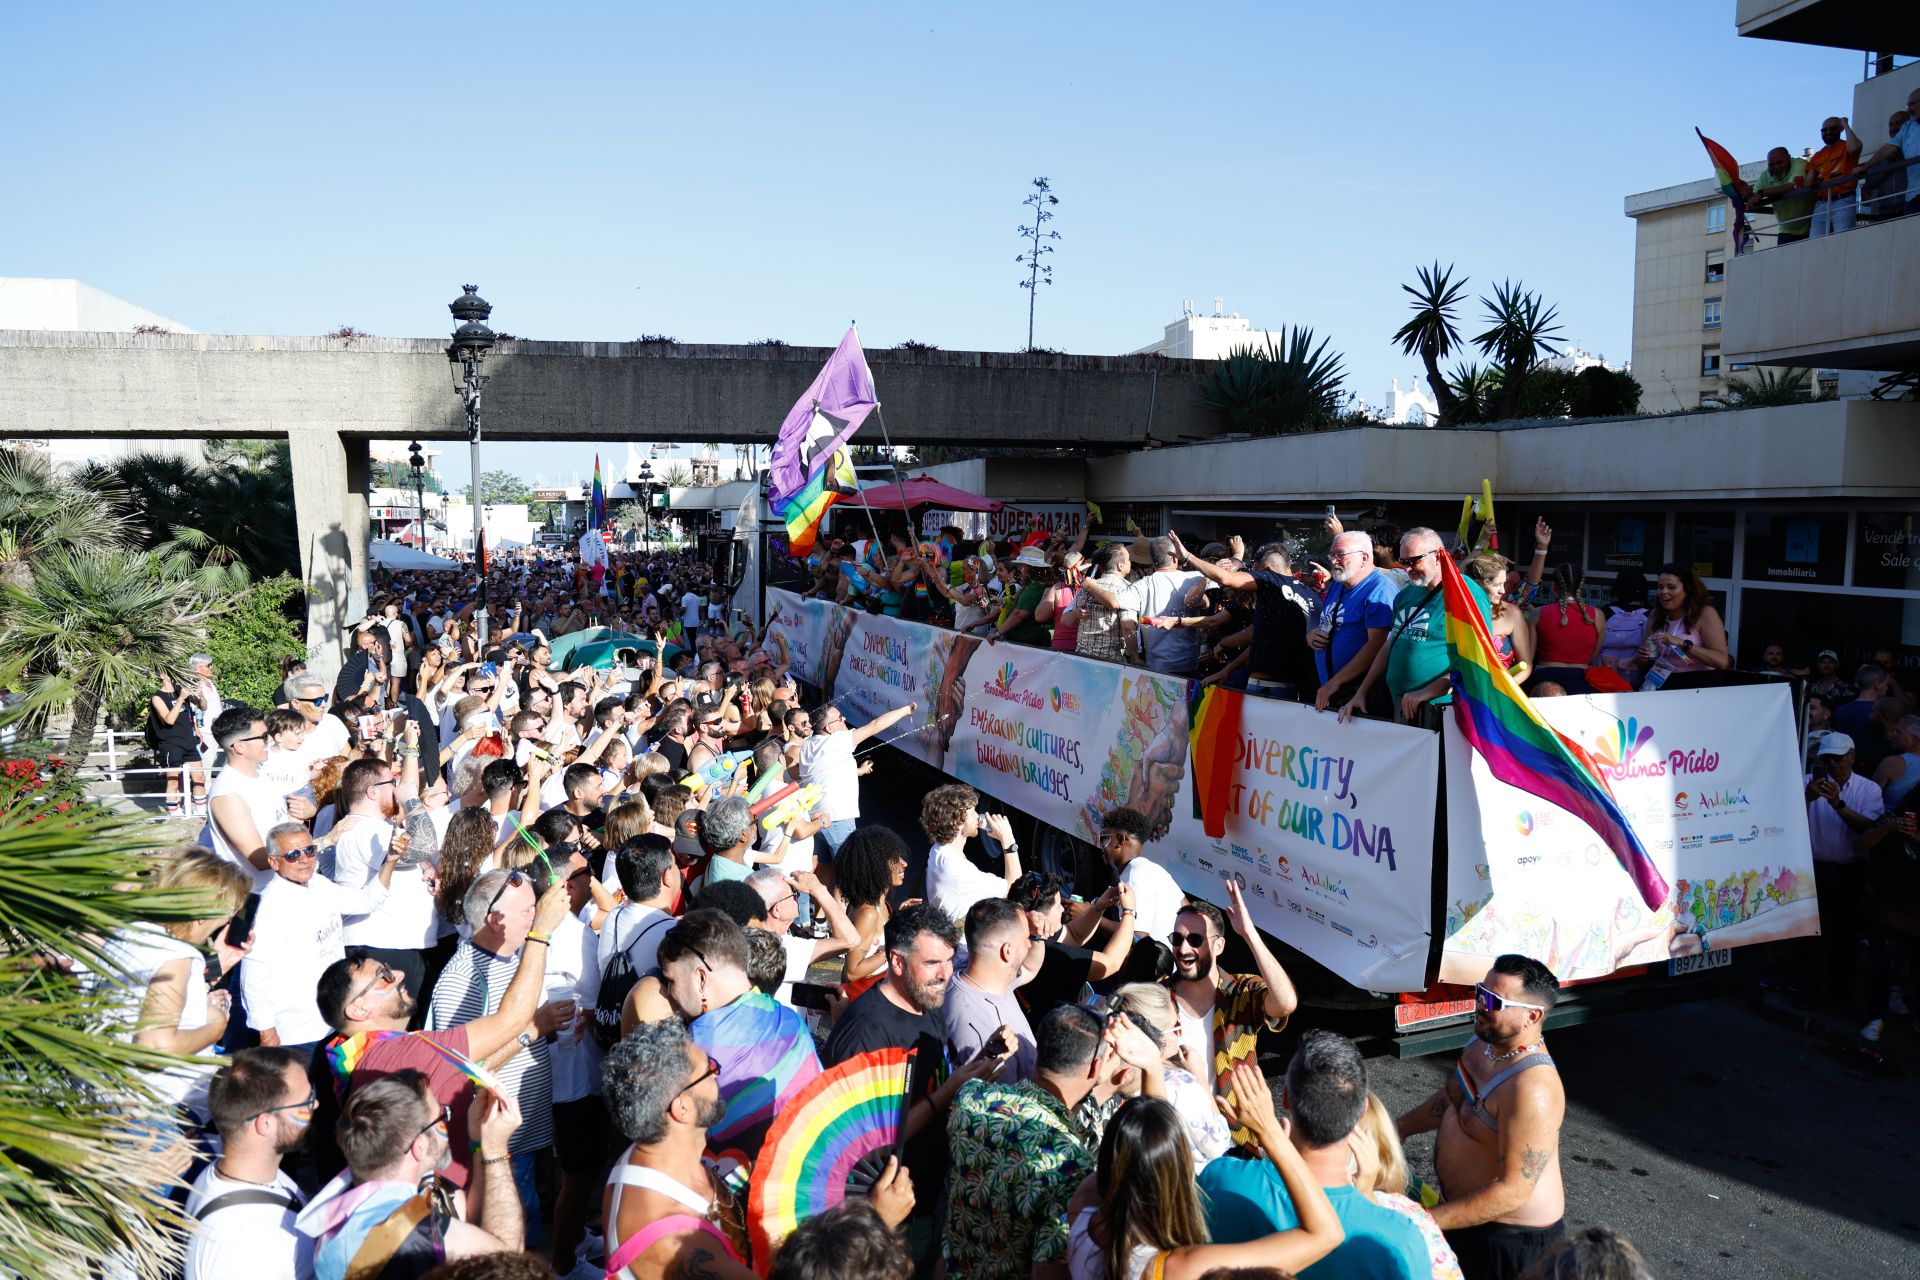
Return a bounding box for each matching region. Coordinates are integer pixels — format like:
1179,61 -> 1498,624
1448,362 -> 1500,424
1473,279 -> 1565,421
1392,262 -> 1469,425
1723,366 -> 1814,408
1200,329 -> 1348,436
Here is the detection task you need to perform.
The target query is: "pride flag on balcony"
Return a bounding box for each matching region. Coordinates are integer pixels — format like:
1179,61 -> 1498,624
1695,128 -> 1752,255
1440,550 -> 1668,910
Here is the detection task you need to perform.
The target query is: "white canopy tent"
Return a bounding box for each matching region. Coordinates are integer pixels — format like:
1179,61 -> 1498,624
370,539 -> 462,570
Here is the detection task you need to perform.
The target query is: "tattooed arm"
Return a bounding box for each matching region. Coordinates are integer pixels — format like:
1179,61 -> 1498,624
1427,1070 -> 1565,1230
1396,1082 -> 1451,1138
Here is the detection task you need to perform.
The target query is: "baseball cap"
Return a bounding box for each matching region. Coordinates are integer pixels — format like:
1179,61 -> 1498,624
1817,731 -> 1855,757
672,808 -> 707,862
1818,649 -> 1839,660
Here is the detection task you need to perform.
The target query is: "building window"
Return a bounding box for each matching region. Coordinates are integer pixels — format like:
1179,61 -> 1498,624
1730,361 -> 1752,372
1705,250 -> 1725,283
1706,202 -> 1727,234
1704,298 -> 1722,329
1702,347 -> 1721,377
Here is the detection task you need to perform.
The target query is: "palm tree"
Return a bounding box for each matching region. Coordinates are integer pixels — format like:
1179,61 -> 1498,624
0,548 -> 218,752
1392,262 -> 1469,425
1473,280 -> 1565,421
1723,366 -> 1814,407
108,450 -> 298,581
0,695 -> 224,1279
0,449 -> 132,590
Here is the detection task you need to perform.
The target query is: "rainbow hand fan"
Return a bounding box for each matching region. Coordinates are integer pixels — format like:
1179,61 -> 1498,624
747,1047 -> 912,1265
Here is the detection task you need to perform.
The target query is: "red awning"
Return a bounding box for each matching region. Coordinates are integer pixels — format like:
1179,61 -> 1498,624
842,475 -> 1003,512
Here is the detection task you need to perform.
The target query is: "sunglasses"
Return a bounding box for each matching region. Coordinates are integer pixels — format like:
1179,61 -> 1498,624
1403,549 -> 1441,566
275,844 -> 319,862
486,869 -> 528,916
244,1091 -> 318,1124
296,695 -> 330,708
675,1055 -> 722,1100
1474,984 -> 1547,1014
234,732 -> 270,746
1167,931 -> 1213,948
412,1102 -> 453,1146
347,963 -> 401,1009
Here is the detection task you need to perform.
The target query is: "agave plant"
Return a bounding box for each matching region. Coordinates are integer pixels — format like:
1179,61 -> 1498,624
1200,329 -> 1347,436
1392,262 -> 1469,425
0,725 -> 226,1280
1723,366 -> 1814,408
1473,280 -> 1565,421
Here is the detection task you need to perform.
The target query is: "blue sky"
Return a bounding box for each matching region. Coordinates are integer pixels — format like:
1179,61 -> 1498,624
3,3 -> 1861,485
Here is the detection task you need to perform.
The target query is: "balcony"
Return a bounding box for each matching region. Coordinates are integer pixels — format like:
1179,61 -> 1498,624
1735,1 -> 1913,55
1722,213 -> 1920,369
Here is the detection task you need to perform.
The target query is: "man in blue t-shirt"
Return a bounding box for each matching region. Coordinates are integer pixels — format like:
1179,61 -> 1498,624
1198,1030 -> 1429,1280
1312,531 -> 1399,714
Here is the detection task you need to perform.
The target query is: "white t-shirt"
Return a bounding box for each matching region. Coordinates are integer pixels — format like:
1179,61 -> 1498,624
203,765 -> 288,890
795,732 -> 860,822
1174,990 -> 1218,1090
241,873 -> 385,1046
598,904 -> 674,983
1118,856 -> 1185,944
328,819 -> 439,949
101,924 -> 217,1112
182,1162 -> 310,1280
681,591 -> 704,629
293,714 -> 351,773
775,934 -> 815,1010
927,838 -> 1008,923
545,910 -> 603,1104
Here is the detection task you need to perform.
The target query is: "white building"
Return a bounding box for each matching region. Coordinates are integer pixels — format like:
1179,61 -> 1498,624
1132,299 -> 1291,360
1384,376 -> 1439,426
1539,342 -> 1627,376
0,278 -> 203,469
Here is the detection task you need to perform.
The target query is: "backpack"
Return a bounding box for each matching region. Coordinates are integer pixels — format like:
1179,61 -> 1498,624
593,910 -> 674,1049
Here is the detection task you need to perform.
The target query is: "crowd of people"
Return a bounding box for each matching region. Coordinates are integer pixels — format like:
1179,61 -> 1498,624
1733,97 -> 1920,243
95,540 -> 1791,1280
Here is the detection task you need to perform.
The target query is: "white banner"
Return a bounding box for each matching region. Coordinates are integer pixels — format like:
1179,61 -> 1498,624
1164,695 -> 1439,991
918,504 -> 1088,544
1441,684 -> 1819,984
764,590 -> 846,691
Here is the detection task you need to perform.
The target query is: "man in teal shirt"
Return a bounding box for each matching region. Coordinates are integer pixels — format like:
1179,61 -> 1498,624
1339,527 -> 1490,728
1198,1030 -> 1429,1280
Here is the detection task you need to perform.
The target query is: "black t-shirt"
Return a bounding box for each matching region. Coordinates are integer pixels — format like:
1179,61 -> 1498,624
147,688 -> 199,751
1249,569 -> 1321,688
398,694 -> 441,785
1015,939 -> 1095,1019
657,736 -> 689,774
823,983 -> 949,1203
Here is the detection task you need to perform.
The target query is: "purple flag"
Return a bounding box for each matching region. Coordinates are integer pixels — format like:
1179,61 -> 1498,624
769,327 -> 877,508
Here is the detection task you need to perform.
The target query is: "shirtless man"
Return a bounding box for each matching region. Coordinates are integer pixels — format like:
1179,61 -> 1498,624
1398,953 -> 1567,1280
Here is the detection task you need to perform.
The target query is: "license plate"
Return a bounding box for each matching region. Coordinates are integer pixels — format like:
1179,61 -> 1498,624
1670,948 -> 1732,977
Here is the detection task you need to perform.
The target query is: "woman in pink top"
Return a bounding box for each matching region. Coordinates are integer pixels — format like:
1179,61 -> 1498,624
1638,562 -> 1731,690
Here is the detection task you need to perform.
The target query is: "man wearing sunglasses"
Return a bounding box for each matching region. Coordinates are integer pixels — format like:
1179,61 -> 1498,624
184,1046 -> 316,1280
240,823 -> 405,1059
204,706 -> 292,890
1338,527 -> 1492,729
283,672 -> 350,767
315,873 -> 572,1195
1398,954 -> 1567,1279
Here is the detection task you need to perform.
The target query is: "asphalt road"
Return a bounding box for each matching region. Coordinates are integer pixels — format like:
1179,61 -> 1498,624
854,750 -> 1920,1279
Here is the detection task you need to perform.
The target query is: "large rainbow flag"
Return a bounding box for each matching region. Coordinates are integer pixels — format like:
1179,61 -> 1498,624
695,989 -> 823,1162
589,453 -> 606,529
1439,552 -> 1669,909
1695,128 -> 1751,255
778,447 -> 859,557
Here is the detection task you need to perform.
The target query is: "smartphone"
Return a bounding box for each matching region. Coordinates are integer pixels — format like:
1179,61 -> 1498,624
358,714 -> 383,740
222,893 -> 262,951
1324,504 -> 1337,517
790,981 -> 835,1012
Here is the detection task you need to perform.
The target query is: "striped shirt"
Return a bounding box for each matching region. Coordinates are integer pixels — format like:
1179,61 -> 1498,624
424,941 -> 553,1155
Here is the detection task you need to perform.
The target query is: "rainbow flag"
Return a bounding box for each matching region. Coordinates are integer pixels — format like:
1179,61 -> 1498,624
1439,553 -> 1669,909
589,453 -> 606,529
322,1029 -> 506,1100
776,446 -> 858,557
1189,685 -> 1243,838
1696,128 -> 1751,255
695,990 -> 823,1162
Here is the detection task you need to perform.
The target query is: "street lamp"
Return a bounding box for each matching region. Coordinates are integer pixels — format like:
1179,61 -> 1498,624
407,440 -> 426,551
447,285 -> 496,648
635,459 -> 655,552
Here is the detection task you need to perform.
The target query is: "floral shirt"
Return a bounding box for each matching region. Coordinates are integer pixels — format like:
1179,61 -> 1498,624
945,1079 -> 1094,1280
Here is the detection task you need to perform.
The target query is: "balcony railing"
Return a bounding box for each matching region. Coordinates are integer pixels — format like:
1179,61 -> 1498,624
1734,152 -> 1919,254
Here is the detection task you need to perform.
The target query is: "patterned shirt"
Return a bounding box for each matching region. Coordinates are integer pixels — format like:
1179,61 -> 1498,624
424,942 -> 552,1156
945,1079 -> 1093,1280
1206,972 -> 1284,1151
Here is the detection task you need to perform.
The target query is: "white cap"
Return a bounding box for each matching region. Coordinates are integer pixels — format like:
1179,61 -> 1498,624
1817,731 -> 1855,756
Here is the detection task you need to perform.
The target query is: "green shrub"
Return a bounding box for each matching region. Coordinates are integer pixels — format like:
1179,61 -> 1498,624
204,574 -> 305,710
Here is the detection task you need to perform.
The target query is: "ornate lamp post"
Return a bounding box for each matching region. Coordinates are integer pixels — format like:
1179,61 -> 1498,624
447,285 -> 496,648
635,459 -> 656,551
407,440 -> 427,550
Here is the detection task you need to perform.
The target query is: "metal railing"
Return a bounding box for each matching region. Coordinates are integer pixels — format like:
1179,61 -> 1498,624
1737,152 -> 1920,254
67,727 -> 227,821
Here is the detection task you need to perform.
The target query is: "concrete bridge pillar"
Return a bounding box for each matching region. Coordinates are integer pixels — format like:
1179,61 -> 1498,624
290,428 -> 371,685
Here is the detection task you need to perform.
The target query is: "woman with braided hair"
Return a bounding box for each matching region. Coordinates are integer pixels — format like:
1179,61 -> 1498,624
1529,561 -> 1606,696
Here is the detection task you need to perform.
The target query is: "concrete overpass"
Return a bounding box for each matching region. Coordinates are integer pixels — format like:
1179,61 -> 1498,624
0,329 -> 1219,669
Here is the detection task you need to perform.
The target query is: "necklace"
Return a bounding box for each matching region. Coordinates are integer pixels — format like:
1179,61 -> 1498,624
212,1159 -> 280,1188
1483,1039 -> 1536,1065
